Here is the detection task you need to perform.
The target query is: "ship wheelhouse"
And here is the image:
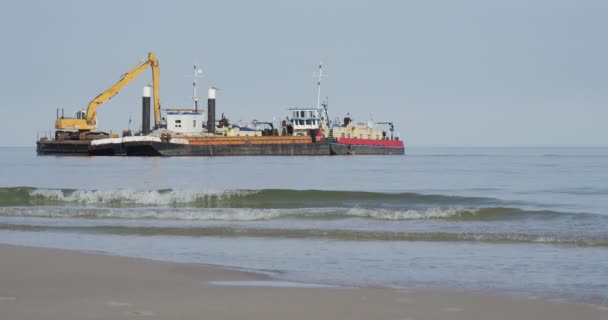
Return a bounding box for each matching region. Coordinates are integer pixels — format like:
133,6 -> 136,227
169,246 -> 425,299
289,107 -> 322,131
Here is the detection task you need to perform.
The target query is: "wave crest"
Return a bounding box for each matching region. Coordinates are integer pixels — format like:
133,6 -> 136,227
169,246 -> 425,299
0,206 -> 543,222
0,187 -> 496,208
28,188 -> 253,207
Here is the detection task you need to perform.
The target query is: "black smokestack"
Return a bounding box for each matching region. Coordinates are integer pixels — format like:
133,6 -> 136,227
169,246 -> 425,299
207,87 -> 216,134
142,85 -> 151,135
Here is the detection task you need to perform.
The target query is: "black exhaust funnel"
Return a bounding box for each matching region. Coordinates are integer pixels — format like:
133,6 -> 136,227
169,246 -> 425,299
142,85 -> 151,135
207,87 -> 216,134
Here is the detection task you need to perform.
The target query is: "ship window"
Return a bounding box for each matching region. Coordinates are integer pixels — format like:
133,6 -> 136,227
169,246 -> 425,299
293,111 -> 298,118
347,133 -> 350,138
193,120 -> 196,127
341,133 -> 345,138
359,134 -> 363,139
306,120 -> 311,125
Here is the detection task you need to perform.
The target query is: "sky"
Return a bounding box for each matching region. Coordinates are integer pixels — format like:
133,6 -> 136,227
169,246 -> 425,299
0,0 -> 606,147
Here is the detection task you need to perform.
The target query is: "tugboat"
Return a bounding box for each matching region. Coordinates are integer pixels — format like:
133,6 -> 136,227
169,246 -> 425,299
328,117 -> 404,155
308,62 -> 405,155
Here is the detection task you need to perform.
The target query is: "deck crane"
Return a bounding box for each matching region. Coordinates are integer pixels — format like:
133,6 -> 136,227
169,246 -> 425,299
376,121 -> 395,140
55,52 -> 161,133
252,119 -> 278,136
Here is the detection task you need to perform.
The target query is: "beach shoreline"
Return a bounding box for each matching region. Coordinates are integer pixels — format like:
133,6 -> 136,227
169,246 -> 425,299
0,244 -> 606,320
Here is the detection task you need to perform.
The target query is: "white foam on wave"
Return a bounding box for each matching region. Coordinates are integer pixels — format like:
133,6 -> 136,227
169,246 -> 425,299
0,206 -> 480,221
449,233 -> 607,246
0,207 -> 335,221
345,207 -> 480,220
0,207 -> 276,221
29,189 -> 256,206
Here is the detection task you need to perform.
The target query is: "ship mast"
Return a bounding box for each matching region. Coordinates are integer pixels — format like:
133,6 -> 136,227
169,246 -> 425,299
315,62 -> 330,125
192,65 -> 203,111
316,62 -> 327,110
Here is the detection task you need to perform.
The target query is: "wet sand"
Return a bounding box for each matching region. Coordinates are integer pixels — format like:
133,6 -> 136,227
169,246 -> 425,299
0,244 -> 606,320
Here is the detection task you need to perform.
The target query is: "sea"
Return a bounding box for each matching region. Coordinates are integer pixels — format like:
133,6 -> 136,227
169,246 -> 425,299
1,146 -> 607,305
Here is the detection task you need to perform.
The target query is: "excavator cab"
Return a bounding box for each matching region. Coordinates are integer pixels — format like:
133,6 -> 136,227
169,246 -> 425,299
55,111 -> 94,131
75,110 -> 86,119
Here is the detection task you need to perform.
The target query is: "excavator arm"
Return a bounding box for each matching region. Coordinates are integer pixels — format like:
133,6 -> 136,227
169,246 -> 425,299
56,52 -> 160,131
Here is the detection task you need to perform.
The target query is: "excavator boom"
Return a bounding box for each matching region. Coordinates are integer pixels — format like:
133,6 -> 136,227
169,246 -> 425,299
55,52 -> 160,131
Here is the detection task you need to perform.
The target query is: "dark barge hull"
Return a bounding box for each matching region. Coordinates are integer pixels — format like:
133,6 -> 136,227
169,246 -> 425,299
88,143 -> 127,156
91,140 -> 331,156
41,139 -> 404,156
36,139 -> 90,155
329,143 -> 404,155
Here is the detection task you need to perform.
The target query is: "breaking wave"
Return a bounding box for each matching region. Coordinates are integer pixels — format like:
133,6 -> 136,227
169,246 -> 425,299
0,206 -> 561,222
0,187 -> 500,208
0,187 -> 577,222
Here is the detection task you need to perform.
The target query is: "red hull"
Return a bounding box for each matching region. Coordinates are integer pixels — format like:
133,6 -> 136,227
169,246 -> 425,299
337,138 -> 404,148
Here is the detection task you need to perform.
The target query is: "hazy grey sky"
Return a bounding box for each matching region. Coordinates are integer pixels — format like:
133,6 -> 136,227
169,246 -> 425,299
0,0 -> 606,146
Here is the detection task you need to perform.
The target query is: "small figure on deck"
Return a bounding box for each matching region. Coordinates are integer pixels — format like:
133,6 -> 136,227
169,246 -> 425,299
283,117 -> 294,135
343,113 -> 352,127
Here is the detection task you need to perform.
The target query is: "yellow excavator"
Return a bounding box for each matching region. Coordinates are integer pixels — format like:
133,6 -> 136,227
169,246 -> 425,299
55,52 -> 161,135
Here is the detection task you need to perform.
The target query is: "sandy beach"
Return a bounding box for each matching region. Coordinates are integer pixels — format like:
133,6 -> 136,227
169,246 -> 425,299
0,244 -> 605,320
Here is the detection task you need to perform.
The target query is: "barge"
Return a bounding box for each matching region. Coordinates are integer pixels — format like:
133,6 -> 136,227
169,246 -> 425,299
38,58 -> 404,156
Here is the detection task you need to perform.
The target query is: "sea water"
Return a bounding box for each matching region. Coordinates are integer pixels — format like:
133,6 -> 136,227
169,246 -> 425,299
0,146 -> 607,304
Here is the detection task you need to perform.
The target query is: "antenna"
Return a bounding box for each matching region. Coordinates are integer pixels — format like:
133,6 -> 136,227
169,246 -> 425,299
322,96 -> 330,126
192,65 -> 204,111
314,62 -> 328,110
